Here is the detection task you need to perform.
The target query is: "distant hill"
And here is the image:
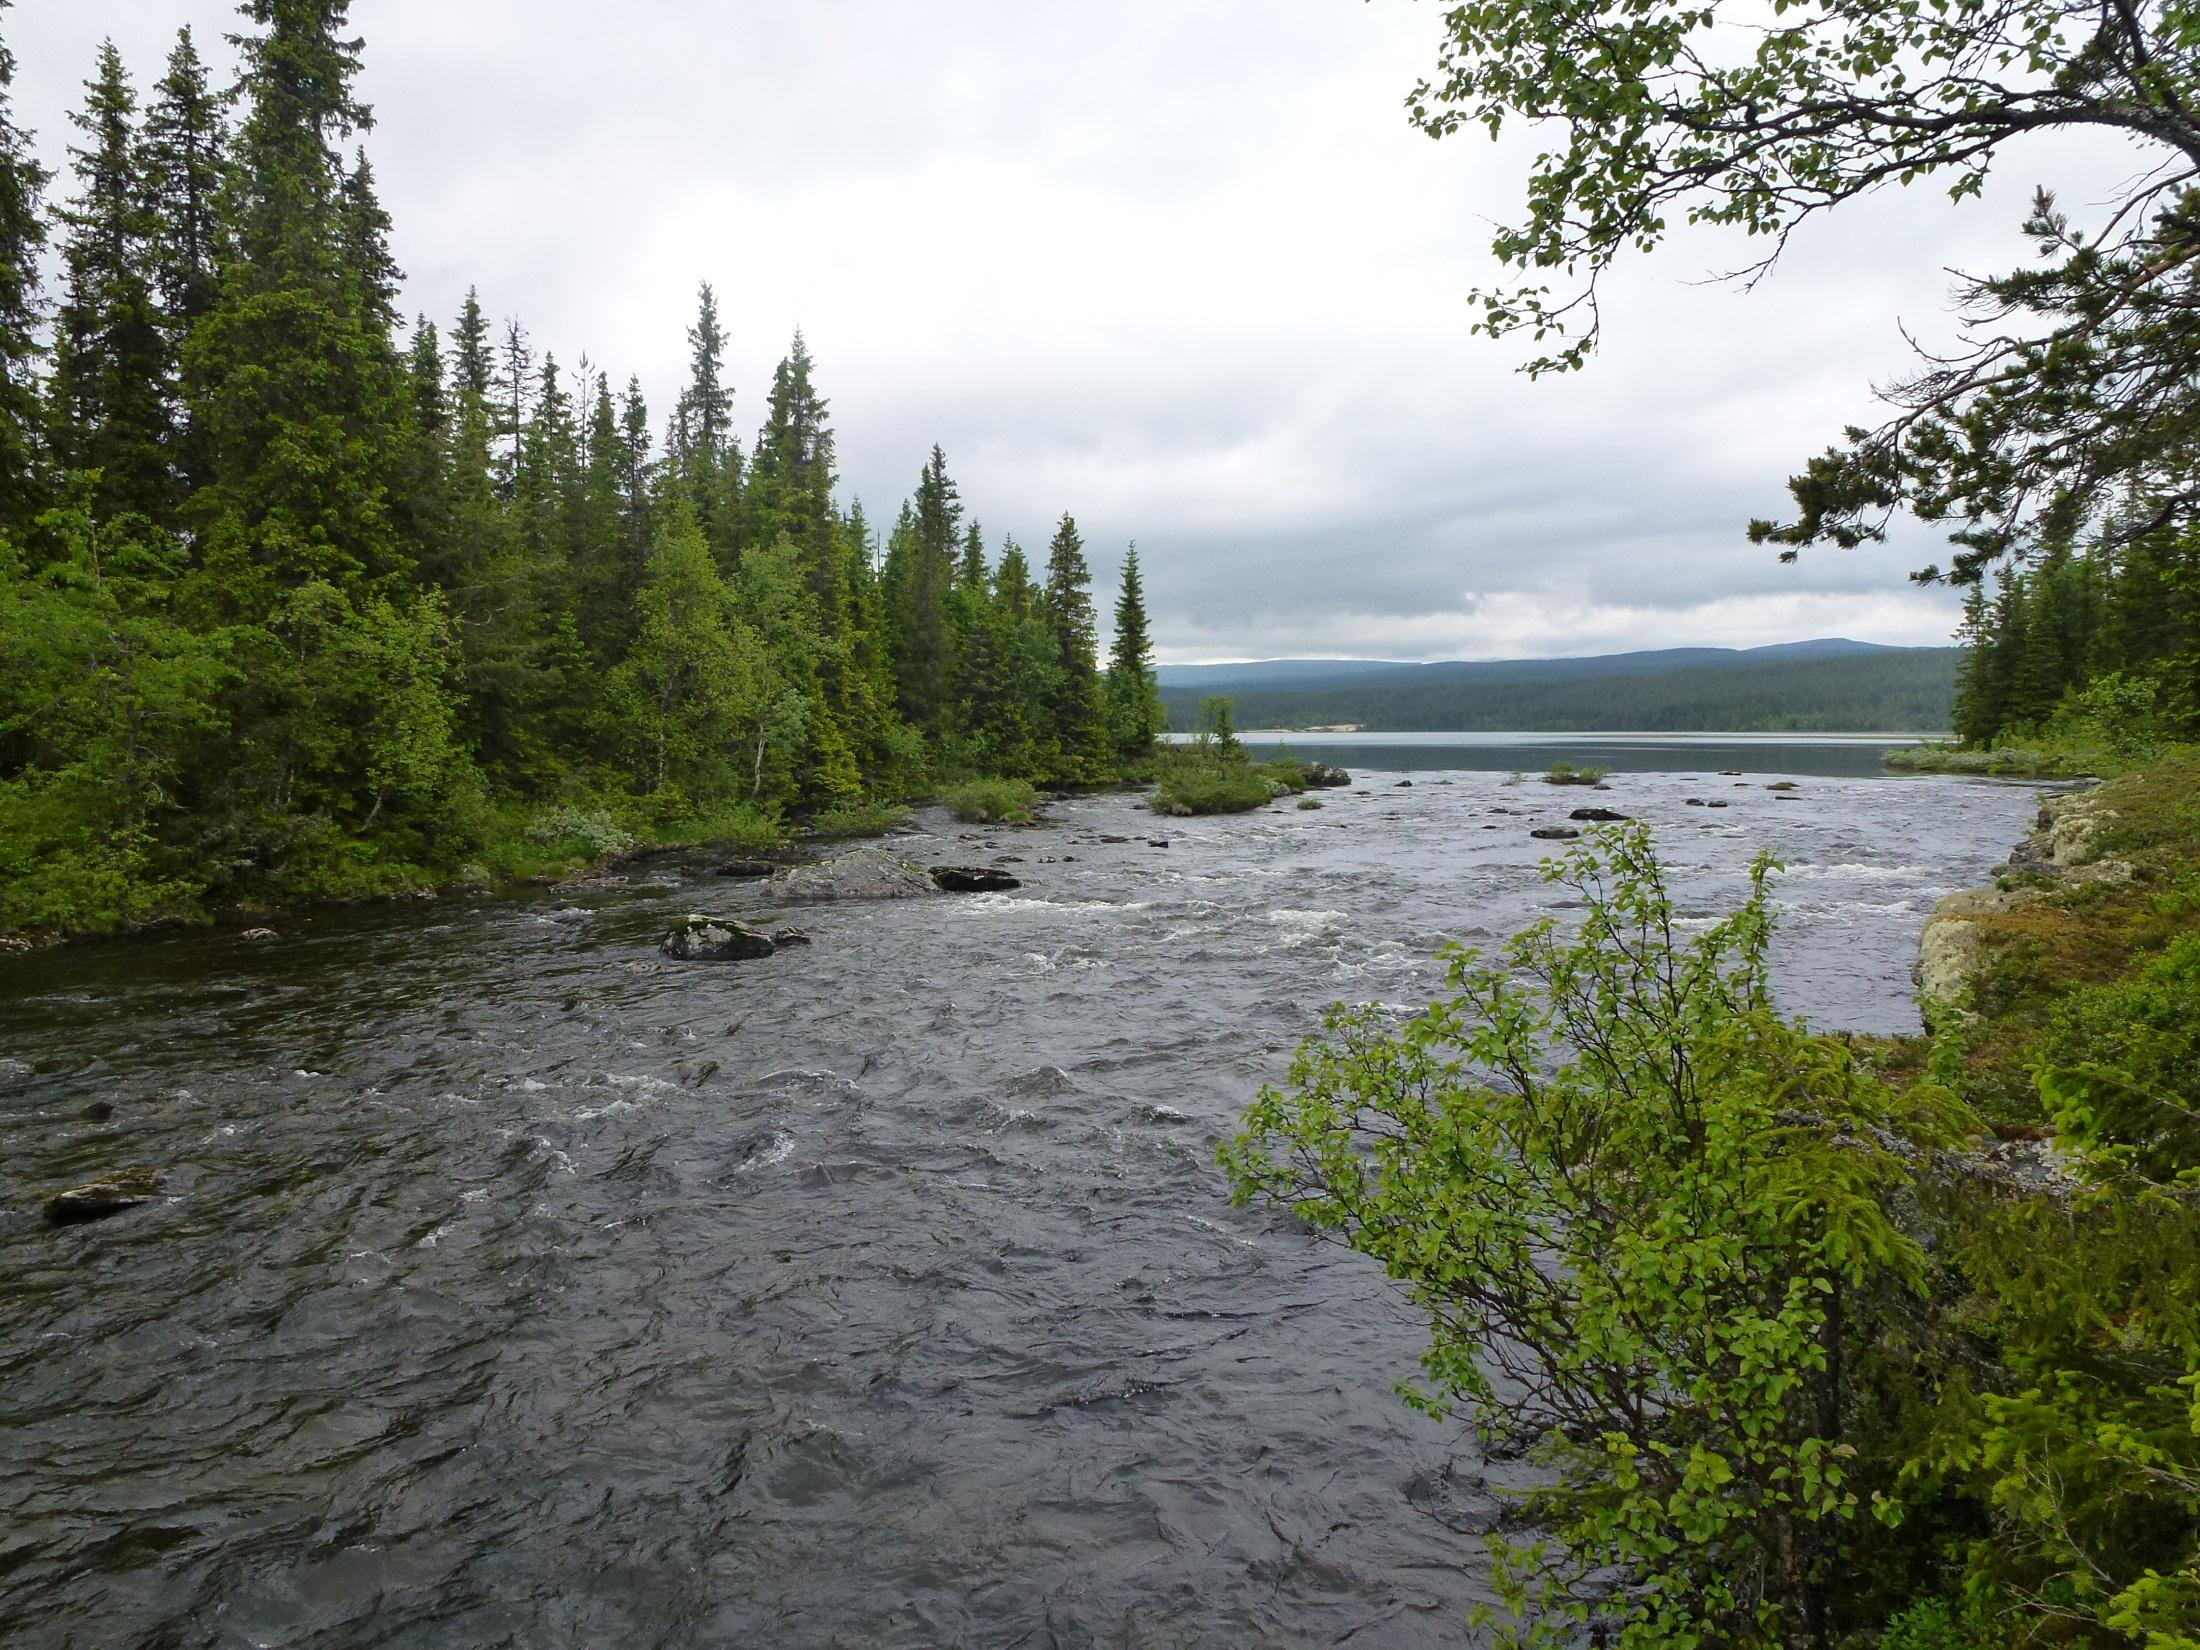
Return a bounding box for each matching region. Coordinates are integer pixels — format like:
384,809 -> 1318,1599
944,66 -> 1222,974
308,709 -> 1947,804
1156,639 -> 1959,733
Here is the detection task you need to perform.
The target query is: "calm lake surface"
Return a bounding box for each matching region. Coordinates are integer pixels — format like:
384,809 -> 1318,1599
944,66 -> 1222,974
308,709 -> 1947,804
1,743 -> 2033,1648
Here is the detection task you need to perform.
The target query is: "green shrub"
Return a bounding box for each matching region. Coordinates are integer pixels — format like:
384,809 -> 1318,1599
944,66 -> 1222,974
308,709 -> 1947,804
1148,764 -> 1274,815
672,801 -> 783,852
941,776 -> 1038,823
1543,760 -> 1609,785
523,804 -> 635,861
807,799 -> 911,838
1297,797 -> 1323,810
1222,823 -> 1967,1647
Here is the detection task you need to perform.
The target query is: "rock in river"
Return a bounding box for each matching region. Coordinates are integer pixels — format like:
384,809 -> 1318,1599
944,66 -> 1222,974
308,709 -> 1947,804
932,865 -> 1022,893
1569,806 -> 1630,822
1529,826 -> 1581,841
44,1168 -> 163,1225
1300,763 -> 1351,788
712,858 -> 779,879
766,845 -> 935,902
661,916 -> 779,961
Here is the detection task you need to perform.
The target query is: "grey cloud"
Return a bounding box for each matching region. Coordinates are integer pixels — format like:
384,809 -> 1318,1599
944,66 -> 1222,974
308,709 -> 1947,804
15,1 -> 2116,660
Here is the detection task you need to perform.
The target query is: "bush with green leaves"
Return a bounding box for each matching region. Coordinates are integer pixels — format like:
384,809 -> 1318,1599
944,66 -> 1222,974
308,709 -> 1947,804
522,806 -> 634,862
941,777 -> 1038,824
1222,824 -> 1968,1648
1542,761 -> 1609,785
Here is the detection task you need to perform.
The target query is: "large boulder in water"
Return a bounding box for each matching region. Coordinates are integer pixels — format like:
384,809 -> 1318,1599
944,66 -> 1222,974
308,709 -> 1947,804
932,865 -> 1021,892
661,915 -> 778,961
45,1168 -> 163,1224
1300,763 -> 1351,788
767,845 -> 934,902
1569,806 -> 1630,822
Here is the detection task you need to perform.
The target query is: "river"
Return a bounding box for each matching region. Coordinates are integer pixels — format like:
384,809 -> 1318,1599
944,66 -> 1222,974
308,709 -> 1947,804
0,745 -> 2037,1648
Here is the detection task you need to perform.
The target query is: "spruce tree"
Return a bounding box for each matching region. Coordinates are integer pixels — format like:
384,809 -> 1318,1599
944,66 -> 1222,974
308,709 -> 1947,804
0,0 -> 49,536
673,282 -> 741,553
48,40 -> 172,524
187,0 -> 410,597
888,445 -> 961,732
750,330 -> 838,604
140,26 -> 227,493
1105,542 -> 1164,761
1040,511 -> 1112,779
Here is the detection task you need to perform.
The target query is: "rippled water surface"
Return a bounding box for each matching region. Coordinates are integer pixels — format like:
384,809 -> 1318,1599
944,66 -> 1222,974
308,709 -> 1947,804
1,760 -> 2038,1648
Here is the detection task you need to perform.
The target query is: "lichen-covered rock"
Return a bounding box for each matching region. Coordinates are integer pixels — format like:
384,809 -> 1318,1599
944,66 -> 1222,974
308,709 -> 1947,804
931,865 -> 1021,892
1915,887 -> 2039,1007
661,916 -> 778,961
44,1168 -> 163,1225
1300,763 -> 1352,788
2006,786 -> 2119,876
766,845 -> 934,902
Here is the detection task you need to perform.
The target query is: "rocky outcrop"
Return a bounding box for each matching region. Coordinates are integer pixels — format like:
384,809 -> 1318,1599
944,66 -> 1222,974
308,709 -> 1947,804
1300,763 -> 1352,788
1915,887 -> 2037,1008
766,845 -> 934,902
931,866 -> 1021,892
1915,783 -> 2114,1013
661,916 -> 779,961
1569,807 -> 1630,822
44,1168 -> 163,1224
713,858 -> 779,879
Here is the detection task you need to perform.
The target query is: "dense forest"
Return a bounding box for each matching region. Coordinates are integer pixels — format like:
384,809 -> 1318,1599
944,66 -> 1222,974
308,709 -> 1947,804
0,3 -> 1166,936
1950,533 -> 2200,754
1160,643 -> 1959,733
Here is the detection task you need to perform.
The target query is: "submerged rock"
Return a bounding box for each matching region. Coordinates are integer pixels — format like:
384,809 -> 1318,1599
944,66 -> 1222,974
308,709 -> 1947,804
713,858 -> 779,879
44,1168 -> 163,1225
770,927 -> 813,947
1569,806 -> 1630,822
766,845 -> 934,902
661,916 -> 778,961
932,865 -> 1021,893
1530,826 -> 1581,841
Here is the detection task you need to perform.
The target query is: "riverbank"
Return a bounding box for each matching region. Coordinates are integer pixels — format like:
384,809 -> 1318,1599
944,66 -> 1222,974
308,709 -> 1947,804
1872,743 -> 2200,1116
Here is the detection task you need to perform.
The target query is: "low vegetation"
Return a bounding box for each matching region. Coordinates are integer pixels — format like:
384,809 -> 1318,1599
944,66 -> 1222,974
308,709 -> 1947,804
940,777 -> 1039,824
1228,777 -> 2200,1649
1541,761 -> 1608,785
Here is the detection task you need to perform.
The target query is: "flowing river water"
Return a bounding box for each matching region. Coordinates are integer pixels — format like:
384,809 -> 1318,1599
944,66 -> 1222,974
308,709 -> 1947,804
1,749 -> 2039,1648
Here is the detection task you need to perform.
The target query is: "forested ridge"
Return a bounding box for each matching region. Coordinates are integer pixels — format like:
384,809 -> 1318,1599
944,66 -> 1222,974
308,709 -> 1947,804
1160,645 -> 1960,733
0,2 -> 1166,938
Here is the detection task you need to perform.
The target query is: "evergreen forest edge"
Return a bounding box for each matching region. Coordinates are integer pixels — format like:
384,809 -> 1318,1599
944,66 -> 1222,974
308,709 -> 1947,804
0,4 -> 1171,939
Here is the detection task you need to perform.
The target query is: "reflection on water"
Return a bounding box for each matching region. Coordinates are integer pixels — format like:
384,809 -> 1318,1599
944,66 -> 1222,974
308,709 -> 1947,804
0,762 -> 2030,1648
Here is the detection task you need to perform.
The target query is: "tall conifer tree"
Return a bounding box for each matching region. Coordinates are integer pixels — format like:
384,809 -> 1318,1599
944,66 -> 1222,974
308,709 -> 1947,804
0,0 -> 49,535
48,41 -> 172,525
1105,543 -> 1163,761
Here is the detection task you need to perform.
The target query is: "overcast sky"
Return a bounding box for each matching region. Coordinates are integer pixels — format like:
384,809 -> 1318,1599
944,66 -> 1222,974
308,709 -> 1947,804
9,2 -> 2150,661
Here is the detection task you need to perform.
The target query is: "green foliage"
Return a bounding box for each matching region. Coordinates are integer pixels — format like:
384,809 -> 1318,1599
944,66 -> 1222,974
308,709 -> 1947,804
941,776 -> 1037,823
1105,543 -> 1164,762
1542,760 -> 1607,785
522,805 -> 633,862
807,799 -> 911,839
0,11 -> 1141,941
1224,825 -> 1971,1647
1296,796 -> 1323,810
1194,693 -> 1242,758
